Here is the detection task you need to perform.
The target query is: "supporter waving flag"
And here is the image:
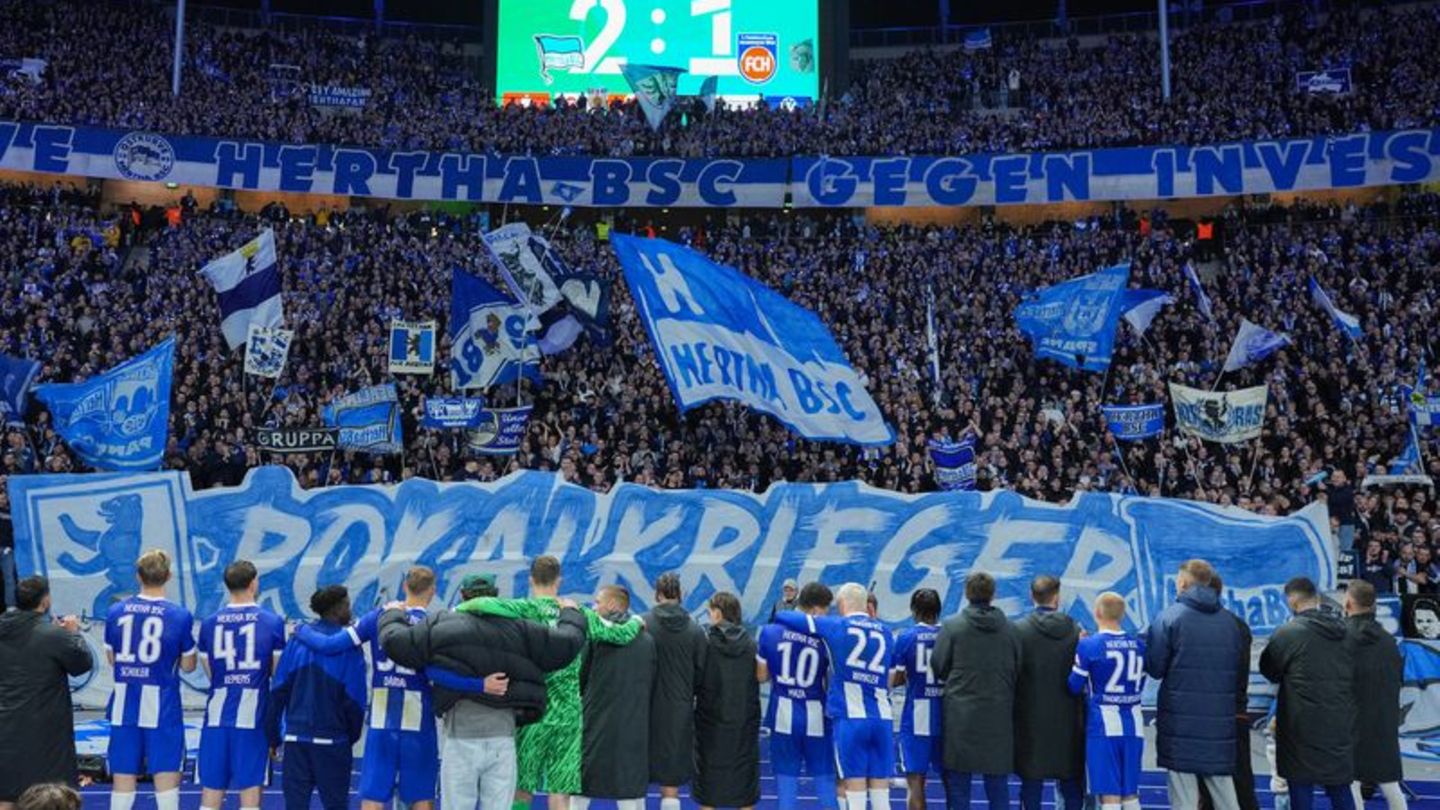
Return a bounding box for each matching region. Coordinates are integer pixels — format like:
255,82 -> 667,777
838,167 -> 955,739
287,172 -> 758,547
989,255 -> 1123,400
1307,277 -> 1362,340
613,234 -> 893,446
1222,319 -> 1291,372
198,229 -> 284,350
1183,262 -> 1215,322
0,353 -> 40,425
621,64 -> 686,131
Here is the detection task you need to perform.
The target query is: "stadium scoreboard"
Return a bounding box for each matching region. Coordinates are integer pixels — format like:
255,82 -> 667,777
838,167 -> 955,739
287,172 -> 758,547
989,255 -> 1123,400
494,0 -> 820,107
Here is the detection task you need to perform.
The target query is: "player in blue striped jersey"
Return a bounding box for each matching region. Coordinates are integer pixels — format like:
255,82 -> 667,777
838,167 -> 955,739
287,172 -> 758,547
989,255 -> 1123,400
775,582 -> 893,810
104,549 -> 196,810
890,588 -> 943,810
757,582 -> 837,810
1068,592 -> 1147,810
196,561 -> 286,810
294,566 -> 439,810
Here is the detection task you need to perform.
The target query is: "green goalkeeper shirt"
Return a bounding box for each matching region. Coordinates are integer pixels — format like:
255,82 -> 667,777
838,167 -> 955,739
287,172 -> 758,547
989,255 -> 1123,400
456,596 -> 643,728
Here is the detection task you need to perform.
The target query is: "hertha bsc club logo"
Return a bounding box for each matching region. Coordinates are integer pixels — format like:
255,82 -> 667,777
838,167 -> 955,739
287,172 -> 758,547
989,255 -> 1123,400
113,132 -> 176,182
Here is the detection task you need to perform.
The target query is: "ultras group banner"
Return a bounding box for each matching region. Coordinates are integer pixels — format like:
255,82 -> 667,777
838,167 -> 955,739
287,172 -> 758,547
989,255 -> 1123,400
1,121 -> 1438,207
8,466 -> 1332,708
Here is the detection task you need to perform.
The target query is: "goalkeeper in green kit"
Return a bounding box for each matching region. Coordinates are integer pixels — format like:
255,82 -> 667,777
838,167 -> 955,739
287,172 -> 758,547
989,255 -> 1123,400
455,556 -> 644,810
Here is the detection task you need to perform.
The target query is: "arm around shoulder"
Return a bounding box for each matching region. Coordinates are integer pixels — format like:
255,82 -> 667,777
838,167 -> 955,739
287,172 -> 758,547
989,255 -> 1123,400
378,608 -> 432,671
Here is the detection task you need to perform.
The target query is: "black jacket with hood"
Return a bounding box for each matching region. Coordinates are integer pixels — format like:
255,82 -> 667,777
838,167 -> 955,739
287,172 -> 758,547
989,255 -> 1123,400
1013,607 -> 1084,780
1143,584 -> 1243,774
580,610 -> 657,800
933,602 -> 1022,775
644,601 -> 707,785
693,621 -> 760,808
0,610 -> 94,800
378,605 -> 586,724
1347,612 -> 1402,782
1259,606 -> 1356,785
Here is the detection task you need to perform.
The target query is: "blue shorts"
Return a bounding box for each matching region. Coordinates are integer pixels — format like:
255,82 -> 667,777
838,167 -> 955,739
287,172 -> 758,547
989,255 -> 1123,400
770,731 -> 835,778
358,728 -> 440,803
897,731 -> 943,775
197,726 -> 269,790
832,718 -> 894,781
1087,735 -> 1144,797
108,724 -> 185,776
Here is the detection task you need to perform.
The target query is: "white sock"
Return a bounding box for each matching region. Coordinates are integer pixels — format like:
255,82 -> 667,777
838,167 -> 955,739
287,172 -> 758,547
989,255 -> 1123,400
1102,804 -> 1121,810
616,801 -> 642,810
110,792 -> 136,810
200,805 -> 220,810
155,790 -> 180,810
1380,782 -> 1409,810
1123,800 -> 1142,810
570,799 -> 590,810
869,787 -> 889,810
241,805 -> 260,810
660,799 -> 681,810
846,790 -> 868,810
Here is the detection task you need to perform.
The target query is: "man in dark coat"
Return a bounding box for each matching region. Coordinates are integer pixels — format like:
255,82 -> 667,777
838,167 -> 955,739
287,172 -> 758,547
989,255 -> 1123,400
578,585 -> 656,808
933,571 -> 1020,810
1259,577 -> 1357,810
0,576 -> 93,808
645,571 -> 707,810
1143,559 -> 1244,810
693,591 -> 760,810
1345,579 -> 1405,808
1013,575 -> 1084,810
378,592 -> 588,810
1199,574 -> 1260,810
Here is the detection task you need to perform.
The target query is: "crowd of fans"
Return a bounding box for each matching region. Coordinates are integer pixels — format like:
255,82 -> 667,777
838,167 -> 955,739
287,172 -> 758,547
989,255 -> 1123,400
0,182 -> 1436,542
0,1 -> 1437,156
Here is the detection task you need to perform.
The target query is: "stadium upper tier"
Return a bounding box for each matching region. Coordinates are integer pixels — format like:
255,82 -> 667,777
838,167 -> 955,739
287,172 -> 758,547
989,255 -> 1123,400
0,1 -> 1435,158
0,181 -> 1435,529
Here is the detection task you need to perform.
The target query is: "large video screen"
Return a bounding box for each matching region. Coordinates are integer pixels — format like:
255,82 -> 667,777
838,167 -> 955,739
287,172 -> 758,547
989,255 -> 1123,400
495,0 -> 820,105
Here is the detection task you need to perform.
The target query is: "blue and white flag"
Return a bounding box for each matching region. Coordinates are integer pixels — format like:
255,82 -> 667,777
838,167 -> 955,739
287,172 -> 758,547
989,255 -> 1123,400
1308,277 -> 1362,340
963,28 -> 993,50
422,397 -> 487,430
699,75 -> 718,114
1102,403 -> 1166,440
925,285 -> 943,405
613,234 -> 893,446
621,64 -> 686,131
389,320 -> 436,375
1170,382 -> 1268,444
466,406 -> 533,455
1404,360 -> 1440,428
928,434 -> 977,491
1184,262 -> 1215,322
1119,289 -> 1174,336
323,384 -> 403,454
33,337 -> 174,471
243,325 -> 292,379
0,353 -> 40,424
1390,430 -> 1424,475
450,269 -> 542,391
1014,263 -> 1131,372
534,35 -> 584,84
199,229 -> 284,350
484,223 -> 562,314
1223,319 -> 1291,372
537,312 -> 584,355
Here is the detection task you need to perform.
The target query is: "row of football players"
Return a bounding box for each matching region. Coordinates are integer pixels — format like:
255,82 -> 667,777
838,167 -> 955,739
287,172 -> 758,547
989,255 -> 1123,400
98,548 -> 1144,810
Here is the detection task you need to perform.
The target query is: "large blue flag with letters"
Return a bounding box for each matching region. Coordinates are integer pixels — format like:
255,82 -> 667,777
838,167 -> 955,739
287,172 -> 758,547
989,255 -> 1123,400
1014,264 -> 1131,371
613,234 -> 893,446
33,337 -> 174,471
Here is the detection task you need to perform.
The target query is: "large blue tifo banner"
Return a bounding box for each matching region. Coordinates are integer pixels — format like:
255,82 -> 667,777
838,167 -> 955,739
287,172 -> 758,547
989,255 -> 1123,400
7,466 -> 1332,707
0,122 -> 1438,207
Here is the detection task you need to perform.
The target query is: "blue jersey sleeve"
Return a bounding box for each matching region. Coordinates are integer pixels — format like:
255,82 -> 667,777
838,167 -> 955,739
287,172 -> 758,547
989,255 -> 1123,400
103,603 -> 121,652
175,608 -> 197,654
757,624 -> 777,662
196,615 -> 214,658
425,666 -> 490,694
892,629 -> 914,673
296,615 -> 367,655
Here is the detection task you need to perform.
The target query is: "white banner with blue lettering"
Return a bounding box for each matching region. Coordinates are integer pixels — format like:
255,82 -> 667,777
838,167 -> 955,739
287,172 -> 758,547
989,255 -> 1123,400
7,466 -> 1333,708
2,123 -> 1439,207
614,234 -> 893,446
